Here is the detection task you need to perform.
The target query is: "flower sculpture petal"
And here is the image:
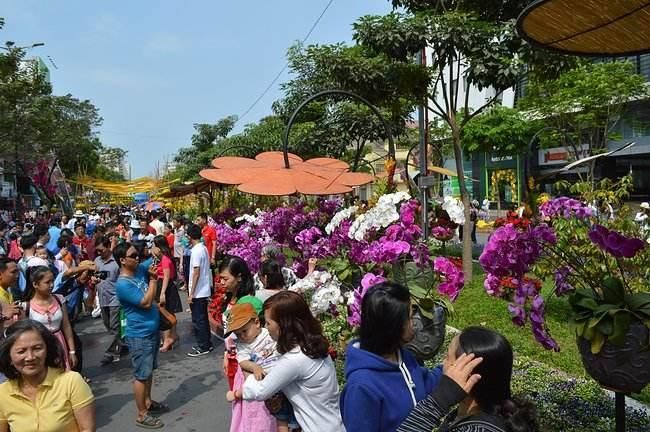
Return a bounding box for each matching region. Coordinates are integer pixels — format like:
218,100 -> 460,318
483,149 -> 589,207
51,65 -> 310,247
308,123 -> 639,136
200,152 -> 374,196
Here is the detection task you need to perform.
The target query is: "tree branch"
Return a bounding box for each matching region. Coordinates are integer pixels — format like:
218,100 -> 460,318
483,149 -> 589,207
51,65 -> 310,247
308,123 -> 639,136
461,90 -> 504,126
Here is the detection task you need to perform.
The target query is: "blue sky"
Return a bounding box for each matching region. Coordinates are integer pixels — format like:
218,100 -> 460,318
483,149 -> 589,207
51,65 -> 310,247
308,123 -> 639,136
2,0 -> 392,178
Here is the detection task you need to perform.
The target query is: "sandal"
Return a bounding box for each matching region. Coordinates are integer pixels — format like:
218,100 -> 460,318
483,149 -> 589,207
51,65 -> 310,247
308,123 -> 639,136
136,414 -> 163,429
147,400 -> 170,413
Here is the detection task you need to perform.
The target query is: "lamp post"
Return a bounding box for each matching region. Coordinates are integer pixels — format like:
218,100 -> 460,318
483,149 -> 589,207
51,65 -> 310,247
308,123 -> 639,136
0,42 -> 45,219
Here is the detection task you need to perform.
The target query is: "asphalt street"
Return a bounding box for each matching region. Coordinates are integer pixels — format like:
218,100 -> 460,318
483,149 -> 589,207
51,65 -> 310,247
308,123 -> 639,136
77,301 -> 231,432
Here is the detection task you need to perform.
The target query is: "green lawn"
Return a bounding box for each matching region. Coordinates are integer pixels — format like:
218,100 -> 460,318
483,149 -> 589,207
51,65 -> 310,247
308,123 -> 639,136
450,266 -> 650,405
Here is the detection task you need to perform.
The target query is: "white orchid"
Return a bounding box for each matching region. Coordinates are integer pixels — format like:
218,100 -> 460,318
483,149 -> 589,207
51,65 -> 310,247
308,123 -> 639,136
325,206 -> 358,234
348,192 -> 411,241
442,196 -> 465,225
289,270 -> 343,315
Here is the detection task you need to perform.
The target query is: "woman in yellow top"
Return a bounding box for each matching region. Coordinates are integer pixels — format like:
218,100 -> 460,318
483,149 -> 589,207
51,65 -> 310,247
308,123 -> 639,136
0,319 -> 95,432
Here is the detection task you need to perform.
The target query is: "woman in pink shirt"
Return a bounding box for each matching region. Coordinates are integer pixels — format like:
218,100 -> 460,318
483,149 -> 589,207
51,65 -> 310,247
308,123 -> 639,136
152,235 -> 183,351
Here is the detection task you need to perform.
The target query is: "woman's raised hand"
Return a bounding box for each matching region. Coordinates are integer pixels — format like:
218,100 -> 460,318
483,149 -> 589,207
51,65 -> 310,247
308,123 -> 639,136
443,352 -> 483,394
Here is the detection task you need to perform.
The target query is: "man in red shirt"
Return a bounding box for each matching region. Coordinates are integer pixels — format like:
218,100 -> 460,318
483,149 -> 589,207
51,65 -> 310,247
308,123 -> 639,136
73,222 -> 92,261
197,213 -> 217,267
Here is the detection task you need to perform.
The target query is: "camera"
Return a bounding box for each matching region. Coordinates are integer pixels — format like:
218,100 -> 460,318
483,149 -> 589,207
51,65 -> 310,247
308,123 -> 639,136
90,270 -> 110,280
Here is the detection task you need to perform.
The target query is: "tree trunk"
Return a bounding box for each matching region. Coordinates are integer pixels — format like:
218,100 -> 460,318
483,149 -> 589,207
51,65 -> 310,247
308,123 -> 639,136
451,124 -> 473,280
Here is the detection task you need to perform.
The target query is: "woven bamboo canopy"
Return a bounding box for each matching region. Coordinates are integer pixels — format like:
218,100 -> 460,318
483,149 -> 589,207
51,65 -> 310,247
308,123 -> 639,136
517,0 -> 650,56
159,179 -> 213,198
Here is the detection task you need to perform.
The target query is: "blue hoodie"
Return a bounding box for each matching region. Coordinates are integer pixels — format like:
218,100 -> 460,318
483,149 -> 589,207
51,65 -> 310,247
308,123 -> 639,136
340,341 -> 443,432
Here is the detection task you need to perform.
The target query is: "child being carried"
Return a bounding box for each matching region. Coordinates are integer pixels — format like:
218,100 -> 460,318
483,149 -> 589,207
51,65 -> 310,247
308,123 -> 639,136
225,302 -> 294,432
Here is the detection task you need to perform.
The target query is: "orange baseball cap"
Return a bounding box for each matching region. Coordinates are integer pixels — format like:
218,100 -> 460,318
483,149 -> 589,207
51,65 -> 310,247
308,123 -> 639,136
226,303 -> 258,335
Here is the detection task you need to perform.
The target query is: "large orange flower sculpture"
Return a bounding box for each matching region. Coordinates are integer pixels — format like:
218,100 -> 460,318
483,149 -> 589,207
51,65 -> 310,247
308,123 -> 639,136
199,151 -> 375,196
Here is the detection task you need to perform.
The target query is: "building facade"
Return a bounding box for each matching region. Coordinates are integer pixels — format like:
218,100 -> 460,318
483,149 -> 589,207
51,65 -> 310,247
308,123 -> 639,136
428,49 -> 650,206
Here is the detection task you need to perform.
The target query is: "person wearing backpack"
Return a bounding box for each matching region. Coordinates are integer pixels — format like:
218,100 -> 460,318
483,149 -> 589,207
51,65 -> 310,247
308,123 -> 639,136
15,234 -> 49,300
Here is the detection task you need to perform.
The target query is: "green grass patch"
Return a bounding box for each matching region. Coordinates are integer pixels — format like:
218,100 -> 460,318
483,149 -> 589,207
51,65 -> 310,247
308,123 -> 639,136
450,266 -> 650,405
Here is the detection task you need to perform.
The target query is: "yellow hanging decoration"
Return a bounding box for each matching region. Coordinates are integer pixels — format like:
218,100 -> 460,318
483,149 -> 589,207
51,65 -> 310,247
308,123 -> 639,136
490,169 -> 518,203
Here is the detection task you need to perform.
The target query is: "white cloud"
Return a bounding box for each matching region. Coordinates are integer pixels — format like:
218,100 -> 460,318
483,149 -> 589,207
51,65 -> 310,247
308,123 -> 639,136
89,12 -> 123,40
143,32 -> 184,55
89,67 -> 164,90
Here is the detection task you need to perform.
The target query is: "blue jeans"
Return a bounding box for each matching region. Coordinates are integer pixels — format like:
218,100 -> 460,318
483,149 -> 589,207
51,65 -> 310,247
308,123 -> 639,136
125,334 -> 159,381
190,297 -> 211,351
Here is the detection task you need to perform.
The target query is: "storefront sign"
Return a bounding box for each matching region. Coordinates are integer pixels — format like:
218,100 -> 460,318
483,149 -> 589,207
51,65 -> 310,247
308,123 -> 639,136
0,182 -> 13,198
490,155 -> 513,162
538,145 -> 590,166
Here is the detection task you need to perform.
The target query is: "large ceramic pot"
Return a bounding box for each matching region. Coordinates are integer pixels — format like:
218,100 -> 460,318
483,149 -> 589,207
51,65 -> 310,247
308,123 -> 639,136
578,321 -> 650,394
405,305 -> 447,362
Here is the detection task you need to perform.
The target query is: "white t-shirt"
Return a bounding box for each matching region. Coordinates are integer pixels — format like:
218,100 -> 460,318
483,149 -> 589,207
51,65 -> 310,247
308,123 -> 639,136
236,327 -> 280,373
149,219 -> 164,236
243,347 -> 344,432
189,243 -> 212,298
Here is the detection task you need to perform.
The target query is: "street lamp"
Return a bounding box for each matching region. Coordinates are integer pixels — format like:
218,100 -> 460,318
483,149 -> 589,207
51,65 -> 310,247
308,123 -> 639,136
0,42 -> 45,51
0,42 -> 45,219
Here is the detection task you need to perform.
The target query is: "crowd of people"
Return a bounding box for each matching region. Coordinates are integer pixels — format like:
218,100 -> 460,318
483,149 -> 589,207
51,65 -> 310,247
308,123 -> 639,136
0,204 -> 540,432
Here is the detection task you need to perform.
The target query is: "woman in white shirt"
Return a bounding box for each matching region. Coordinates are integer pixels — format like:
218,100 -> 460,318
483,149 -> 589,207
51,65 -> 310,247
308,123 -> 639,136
242,290 -> 344,432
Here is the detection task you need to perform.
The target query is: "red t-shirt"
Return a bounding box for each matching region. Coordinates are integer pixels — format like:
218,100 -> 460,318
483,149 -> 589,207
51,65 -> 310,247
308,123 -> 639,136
166,233 -> 175,250
202,226 -> 217,260
156,255 -> 176,280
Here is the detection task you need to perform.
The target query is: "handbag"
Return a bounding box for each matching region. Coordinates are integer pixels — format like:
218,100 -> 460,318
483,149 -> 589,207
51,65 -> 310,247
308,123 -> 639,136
159,305 -> 176,331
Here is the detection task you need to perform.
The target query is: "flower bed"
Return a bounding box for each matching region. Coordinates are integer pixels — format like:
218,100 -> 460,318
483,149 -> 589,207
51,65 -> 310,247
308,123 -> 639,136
320,313 -> 650,432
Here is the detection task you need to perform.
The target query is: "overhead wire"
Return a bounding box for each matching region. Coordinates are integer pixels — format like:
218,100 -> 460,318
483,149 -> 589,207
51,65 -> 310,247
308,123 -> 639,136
235,0 -> 336,124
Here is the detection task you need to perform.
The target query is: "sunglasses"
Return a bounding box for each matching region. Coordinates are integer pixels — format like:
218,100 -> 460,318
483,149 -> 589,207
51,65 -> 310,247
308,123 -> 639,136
126,253 -> 139,260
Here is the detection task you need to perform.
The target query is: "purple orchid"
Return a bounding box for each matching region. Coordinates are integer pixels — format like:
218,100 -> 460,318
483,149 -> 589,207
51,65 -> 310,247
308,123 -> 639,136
434,257 -> 464,301
553,266 -> 574,296
348,273 -> 387,327
540,197 -> 592,219
588,225 -> 645,258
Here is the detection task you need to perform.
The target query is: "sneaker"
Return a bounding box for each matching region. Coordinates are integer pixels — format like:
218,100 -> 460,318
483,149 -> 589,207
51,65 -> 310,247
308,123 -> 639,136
100,354 -> 120,366
186,346 -> 212,357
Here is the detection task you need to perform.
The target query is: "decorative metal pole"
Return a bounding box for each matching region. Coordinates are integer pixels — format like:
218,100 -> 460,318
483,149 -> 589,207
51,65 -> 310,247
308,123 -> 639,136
417,48 -> 429,239
282,90 -> 396,169
615,391 -> 625,432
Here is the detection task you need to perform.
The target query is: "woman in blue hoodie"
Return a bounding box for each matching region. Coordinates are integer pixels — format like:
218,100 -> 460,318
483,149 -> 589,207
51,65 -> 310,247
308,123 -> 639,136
340,281 -> 443,431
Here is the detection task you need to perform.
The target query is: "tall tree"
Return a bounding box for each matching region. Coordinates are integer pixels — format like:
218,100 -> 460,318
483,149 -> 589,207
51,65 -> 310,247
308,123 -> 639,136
351,0 -> 577,278
275,42 -> 427,167
172,116 -> 237,182
519,61 -> 649,188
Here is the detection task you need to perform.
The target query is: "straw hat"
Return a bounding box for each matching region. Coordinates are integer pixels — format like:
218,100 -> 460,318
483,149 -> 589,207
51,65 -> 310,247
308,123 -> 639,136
640,202 -> 650,210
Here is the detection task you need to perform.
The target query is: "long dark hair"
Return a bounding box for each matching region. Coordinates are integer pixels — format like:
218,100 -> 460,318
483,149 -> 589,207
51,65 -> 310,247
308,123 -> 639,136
260,260 -> 284,290
219,256 -> 255,308
153,235 -> 174,262
360,281 -> 411,356
0,319 -> 64,379
25,265 -> 54,301
457,327 -> 538,432
264,290 -> 329,359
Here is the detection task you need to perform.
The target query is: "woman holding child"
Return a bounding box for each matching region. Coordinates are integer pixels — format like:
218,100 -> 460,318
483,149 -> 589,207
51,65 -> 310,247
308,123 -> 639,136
239,291 -> 344,432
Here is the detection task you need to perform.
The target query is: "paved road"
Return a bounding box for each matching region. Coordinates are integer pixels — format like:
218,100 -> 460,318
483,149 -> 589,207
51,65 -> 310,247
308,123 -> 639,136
77,301 -> 231,431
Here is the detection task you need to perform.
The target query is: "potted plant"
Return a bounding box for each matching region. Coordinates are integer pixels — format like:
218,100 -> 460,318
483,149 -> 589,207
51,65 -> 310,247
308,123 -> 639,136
480,196 -> 650,393
330,192 -> 464,361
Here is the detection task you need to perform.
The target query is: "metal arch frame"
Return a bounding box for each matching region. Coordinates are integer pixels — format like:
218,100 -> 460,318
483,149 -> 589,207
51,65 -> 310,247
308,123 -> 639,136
281,90 -> 396,170
523,126 -> 575,197
214,144 -> 262,159
404,142 -> 446,197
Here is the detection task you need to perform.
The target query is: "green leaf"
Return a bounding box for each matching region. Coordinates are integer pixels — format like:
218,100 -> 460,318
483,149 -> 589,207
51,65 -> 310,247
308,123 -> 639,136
596,318 -> 613,336
601,277 -> 625,305
609,312 -> 631,345
575,297 -> 599,311
590,332 -> 606,354
625,293 -> 650,311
